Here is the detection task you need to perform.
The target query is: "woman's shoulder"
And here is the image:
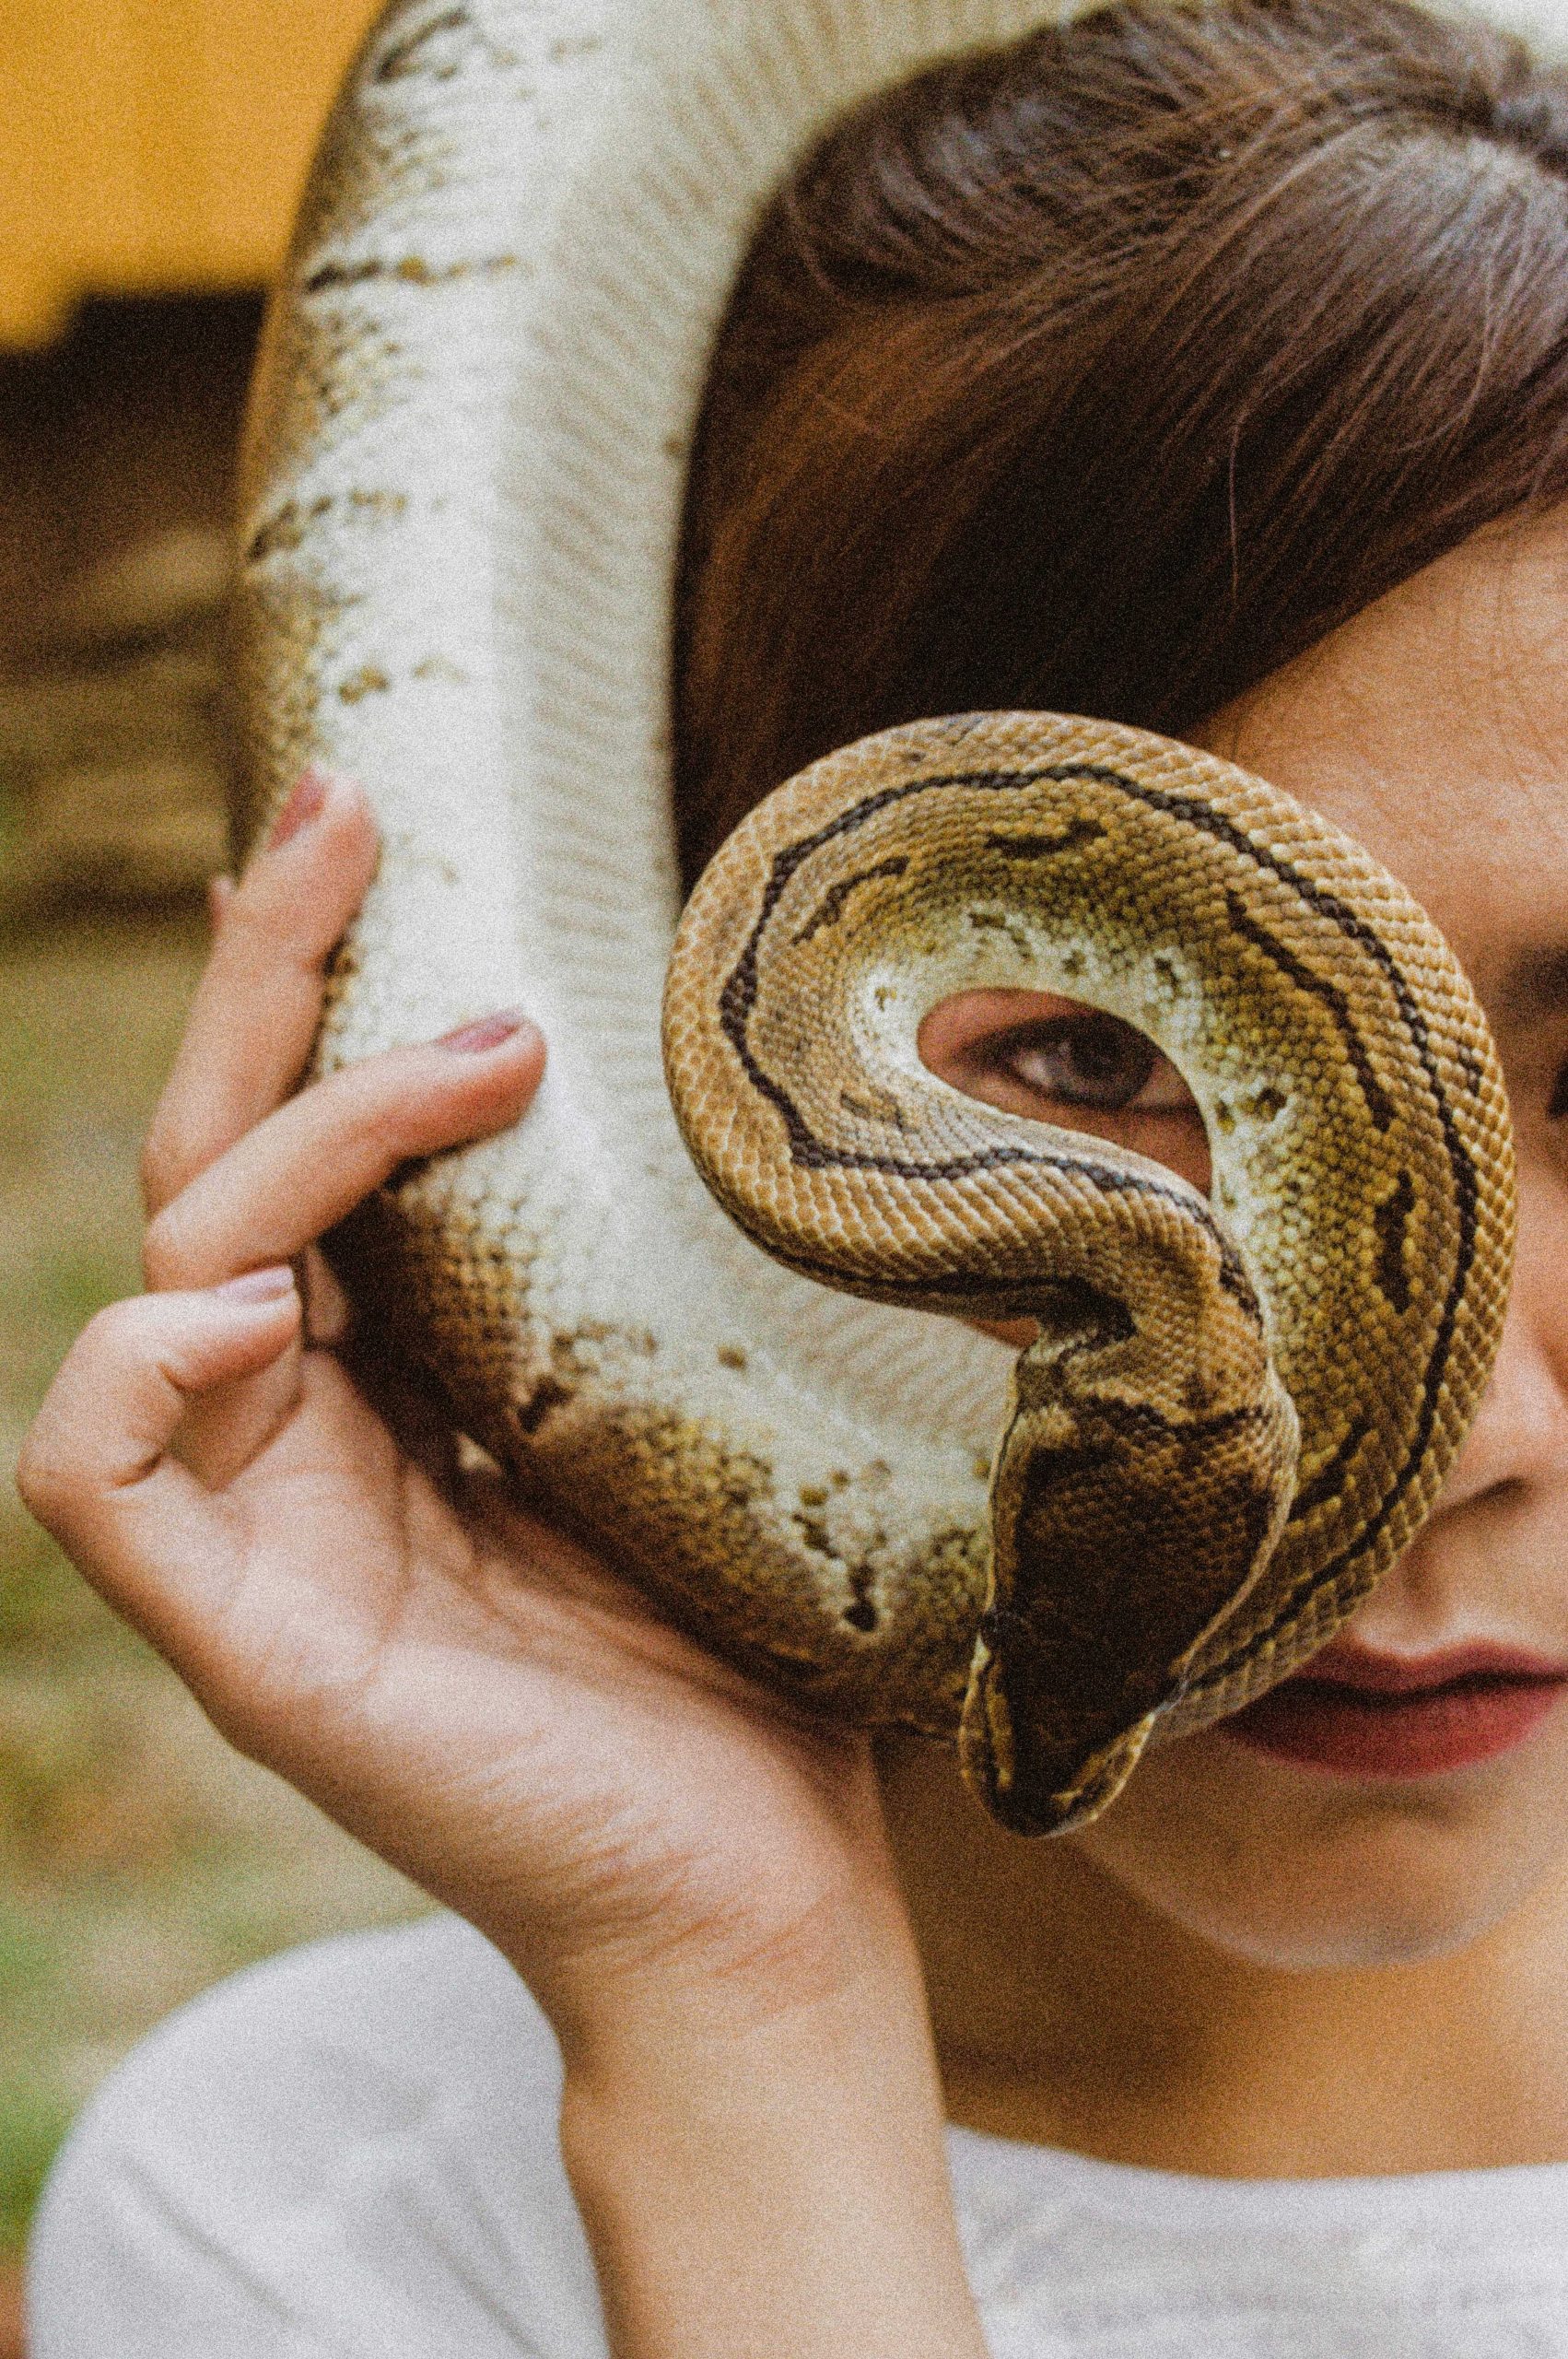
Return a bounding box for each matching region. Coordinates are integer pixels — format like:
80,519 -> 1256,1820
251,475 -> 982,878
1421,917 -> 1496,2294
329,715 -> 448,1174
27,1912 -> 607,2359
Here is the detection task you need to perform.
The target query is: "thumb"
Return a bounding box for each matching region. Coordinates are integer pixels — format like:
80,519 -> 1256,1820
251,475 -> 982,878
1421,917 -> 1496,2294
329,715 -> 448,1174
18,1273 -> 302,1649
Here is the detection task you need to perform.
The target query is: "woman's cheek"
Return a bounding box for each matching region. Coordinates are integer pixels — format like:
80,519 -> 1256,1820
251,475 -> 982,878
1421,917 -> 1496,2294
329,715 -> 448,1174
1123,1112 -> 1212,1194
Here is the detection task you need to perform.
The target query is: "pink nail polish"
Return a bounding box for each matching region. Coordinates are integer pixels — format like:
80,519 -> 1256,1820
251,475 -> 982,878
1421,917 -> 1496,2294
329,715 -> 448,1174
213,1267 -> 298,1304
435,1011 -> 529,1054
268,769 -> 330,848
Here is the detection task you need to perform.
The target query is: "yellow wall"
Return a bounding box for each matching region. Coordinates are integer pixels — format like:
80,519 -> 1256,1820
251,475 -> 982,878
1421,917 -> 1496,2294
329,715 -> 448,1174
0,0 -> 385,344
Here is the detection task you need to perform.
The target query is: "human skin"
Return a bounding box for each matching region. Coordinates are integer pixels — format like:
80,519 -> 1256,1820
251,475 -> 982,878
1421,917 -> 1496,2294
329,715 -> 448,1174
907,507 -> 1568,2175
17,507 -> 1568,2348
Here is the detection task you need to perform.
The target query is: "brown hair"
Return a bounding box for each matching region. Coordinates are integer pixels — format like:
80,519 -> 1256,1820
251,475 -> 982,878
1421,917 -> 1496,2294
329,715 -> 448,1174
674,0 -> 1568,889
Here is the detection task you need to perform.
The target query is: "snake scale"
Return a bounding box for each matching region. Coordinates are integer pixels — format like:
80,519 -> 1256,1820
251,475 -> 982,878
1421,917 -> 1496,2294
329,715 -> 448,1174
236,0 -> 1519,1835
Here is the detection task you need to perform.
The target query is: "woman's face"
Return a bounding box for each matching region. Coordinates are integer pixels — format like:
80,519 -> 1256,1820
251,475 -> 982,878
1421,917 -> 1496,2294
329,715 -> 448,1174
920,509 -> 1568,1969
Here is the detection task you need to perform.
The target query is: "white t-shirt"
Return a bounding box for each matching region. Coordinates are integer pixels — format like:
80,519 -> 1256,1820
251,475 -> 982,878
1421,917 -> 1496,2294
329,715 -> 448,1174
26,1912 -> 1568,2357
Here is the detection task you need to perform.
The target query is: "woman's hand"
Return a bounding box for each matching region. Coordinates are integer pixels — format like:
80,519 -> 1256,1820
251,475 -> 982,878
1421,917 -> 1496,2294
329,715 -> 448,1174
17,772 -> 989,2358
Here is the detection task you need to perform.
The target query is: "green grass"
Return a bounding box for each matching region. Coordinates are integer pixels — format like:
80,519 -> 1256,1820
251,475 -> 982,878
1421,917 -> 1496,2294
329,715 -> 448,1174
0,2080 -> 75,2255
0,909 -> 421,2257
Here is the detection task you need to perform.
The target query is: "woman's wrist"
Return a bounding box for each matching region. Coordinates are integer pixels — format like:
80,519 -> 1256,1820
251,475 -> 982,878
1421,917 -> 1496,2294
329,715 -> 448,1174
540,1872 -> 987,2359
557,1951 -> 988,2359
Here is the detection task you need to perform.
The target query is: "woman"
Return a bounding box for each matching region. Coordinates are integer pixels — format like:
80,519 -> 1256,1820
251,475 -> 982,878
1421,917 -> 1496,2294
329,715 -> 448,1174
19,0 -> 1568,2348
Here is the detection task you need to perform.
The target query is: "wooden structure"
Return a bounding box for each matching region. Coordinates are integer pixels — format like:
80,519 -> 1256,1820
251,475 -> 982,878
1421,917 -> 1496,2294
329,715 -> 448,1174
0,1 -> 381,345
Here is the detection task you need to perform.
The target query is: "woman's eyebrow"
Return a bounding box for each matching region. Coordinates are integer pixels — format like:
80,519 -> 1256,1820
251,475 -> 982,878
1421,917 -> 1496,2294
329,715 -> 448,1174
1496,945 -> 1568,1024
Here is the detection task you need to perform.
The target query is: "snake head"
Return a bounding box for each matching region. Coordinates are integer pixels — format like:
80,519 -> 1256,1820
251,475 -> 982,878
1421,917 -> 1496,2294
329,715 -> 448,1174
960,1249 -> 1299,1835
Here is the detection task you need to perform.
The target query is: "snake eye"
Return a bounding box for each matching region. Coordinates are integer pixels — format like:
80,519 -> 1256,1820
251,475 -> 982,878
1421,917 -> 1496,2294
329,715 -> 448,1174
995,1011 -> 1164,1112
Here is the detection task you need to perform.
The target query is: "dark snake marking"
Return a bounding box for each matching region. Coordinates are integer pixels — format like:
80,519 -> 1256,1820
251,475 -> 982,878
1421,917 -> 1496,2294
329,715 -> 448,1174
716,1222 -> 1255,1319
1373,1169 -> 1416,1314
983,818 -> 1106,859
985,1395 -> 1289,1669
1223,891 -> 1395,1133
1006,1394 -> 1283,1450
303,252 -> 519,294
838,1084 -> 907,1129
375,6 -> 475,83
791,855 -> 909,946
716,761 -> 1481,1648
1287,1417 -> 1374,1521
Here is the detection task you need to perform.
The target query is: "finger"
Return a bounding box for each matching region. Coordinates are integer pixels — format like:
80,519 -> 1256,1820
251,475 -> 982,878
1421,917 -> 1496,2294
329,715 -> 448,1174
183,1250 -> 349,1486
142,1014 -> 544,1292
142,771 -> 379,1214
174,1293 -> 307,1491
16,1276 -> 302,1661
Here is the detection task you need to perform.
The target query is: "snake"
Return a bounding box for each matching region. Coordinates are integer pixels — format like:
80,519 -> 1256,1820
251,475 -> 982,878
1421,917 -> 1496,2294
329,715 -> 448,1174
662,711 -> 1514,1829
233,0 -> 1520,1836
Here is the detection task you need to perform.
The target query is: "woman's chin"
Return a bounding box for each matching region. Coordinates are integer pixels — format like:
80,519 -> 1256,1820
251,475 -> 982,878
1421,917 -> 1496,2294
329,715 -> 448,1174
1071,1700 -> 1568,1974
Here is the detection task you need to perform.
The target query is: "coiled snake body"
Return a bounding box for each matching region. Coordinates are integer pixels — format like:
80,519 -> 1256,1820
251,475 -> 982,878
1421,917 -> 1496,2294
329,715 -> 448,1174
663,712 -> 1513,1830
237,0 -> 1517,1835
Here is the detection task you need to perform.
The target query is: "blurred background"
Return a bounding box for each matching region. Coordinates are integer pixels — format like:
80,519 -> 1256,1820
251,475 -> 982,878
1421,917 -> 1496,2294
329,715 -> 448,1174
0,5 -> 429,2345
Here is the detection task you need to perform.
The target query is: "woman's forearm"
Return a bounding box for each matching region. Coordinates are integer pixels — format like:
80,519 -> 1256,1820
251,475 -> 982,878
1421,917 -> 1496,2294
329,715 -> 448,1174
555,1919 -> 989,2359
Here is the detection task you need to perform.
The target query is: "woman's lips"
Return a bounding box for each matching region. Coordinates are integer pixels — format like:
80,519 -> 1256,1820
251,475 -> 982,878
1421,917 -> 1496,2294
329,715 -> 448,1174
1221,1639 -> 1568,1778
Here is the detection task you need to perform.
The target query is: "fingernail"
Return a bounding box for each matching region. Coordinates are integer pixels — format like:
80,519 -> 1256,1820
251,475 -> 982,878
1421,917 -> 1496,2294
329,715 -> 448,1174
212,1267 -> 298,1304
435,1010 -> 530,1054
268,769 -> 331,849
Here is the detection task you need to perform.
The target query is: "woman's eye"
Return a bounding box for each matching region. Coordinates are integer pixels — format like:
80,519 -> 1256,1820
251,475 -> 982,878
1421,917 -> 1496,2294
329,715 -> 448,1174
995,1012 -> 1175,1113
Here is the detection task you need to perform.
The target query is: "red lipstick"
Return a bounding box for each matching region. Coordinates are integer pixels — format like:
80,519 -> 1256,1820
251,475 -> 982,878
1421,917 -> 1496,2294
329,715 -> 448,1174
1221,1638 -> 1568,1778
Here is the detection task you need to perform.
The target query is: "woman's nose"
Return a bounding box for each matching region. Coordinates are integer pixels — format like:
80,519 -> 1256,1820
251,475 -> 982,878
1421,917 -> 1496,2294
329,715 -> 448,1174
1435,1159 -> 1568,1516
